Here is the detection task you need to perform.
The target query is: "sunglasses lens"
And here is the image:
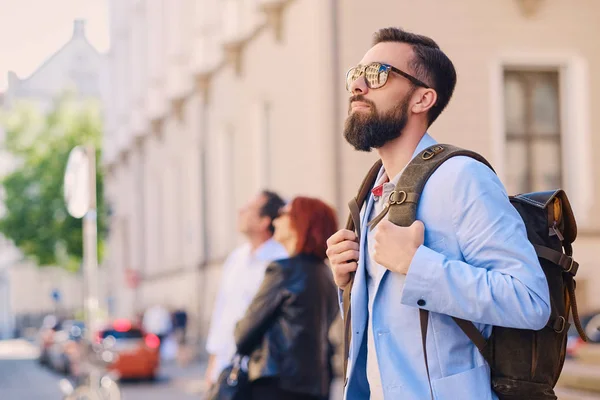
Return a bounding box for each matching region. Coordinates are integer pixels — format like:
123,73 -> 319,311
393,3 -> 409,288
346,67 -> 361,92
346,63 -> 389,92
365,63 -> 388,89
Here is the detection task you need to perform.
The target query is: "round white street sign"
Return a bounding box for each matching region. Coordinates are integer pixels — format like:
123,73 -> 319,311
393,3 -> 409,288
63,146 -> 90,219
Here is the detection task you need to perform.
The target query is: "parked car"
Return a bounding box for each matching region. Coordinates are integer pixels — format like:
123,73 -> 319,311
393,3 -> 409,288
38,315 -> 62,366
47,320 -> 85,374
95,319 -> 160,380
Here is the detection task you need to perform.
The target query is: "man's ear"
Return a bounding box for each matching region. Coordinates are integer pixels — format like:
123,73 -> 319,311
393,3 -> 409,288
411,88 -> 437,115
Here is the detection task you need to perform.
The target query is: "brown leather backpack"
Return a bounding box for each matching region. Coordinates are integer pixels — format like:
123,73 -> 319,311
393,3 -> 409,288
342,144 -> 587,400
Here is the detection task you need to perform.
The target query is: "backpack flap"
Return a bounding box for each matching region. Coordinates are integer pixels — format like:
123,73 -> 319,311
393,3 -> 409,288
512,189 -> 577,246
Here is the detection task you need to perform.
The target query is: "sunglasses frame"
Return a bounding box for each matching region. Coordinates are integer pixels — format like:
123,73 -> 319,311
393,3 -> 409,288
346,62 -> 431,92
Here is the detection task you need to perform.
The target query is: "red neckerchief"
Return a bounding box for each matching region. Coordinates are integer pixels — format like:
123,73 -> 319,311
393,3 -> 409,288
371,176 -> 390,197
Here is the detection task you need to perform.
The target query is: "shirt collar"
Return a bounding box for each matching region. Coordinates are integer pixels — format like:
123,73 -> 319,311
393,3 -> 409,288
252,238 -> 287,261
371,133 -> 437,195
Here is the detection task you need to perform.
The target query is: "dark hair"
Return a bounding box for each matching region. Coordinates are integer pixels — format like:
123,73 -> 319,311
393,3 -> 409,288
372,27 -> 457,126
259,190 -> 286,235
288,197 -> 338,260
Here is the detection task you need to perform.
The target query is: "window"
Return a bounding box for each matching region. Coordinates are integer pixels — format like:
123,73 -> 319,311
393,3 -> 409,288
503,70 -> 562,195
100,328 -> 143,340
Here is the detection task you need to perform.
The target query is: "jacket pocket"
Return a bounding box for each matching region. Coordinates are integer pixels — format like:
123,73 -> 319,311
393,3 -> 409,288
432,364 -> 494,400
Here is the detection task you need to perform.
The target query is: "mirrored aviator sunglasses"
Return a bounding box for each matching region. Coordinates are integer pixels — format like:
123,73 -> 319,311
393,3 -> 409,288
345,62 -> 391,92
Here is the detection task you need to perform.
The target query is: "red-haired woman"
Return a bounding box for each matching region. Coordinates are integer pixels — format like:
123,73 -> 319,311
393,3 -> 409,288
234,196 -> 340,400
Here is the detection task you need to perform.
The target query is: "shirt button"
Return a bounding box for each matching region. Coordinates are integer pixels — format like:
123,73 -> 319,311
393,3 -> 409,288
417,299 -> 426,307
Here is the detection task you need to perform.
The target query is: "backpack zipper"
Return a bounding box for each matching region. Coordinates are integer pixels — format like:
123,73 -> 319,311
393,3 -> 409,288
551,221 -> 564,242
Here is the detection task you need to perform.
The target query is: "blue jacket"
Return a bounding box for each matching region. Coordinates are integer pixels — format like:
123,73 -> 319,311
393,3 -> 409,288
343,134 -> 551,400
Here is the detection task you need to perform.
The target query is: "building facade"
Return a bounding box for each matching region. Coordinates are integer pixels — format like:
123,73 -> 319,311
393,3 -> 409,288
0,20 -> 108,338
104,0 -> 600,345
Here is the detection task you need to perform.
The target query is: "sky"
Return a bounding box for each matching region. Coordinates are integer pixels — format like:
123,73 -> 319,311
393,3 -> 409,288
0,0 -> 110,91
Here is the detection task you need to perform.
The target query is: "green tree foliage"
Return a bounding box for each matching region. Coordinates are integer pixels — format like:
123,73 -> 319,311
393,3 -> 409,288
0,97 -> 106,272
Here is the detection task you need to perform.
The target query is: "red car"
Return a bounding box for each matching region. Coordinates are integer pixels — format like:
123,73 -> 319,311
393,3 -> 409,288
95,319 -> 161,380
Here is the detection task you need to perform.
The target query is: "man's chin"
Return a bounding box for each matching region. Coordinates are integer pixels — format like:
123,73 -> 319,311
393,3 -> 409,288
345,137 -> 373,152
352,143 -> 373,152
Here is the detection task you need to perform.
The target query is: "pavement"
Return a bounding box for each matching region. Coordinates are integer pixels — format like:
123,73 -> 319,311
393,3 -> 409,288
0,339 -> 65,399
0,339 -> 342,399
555,359 -> 600,398
163,356 -> 344,399
0,339 -> 209,400
3,338 -> 596,399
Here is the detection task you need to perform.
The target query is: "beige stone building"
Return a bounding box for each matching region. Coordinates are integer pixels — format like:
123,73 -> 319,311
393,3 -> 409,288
104,0 -> 600,344
0,20 -> 108,338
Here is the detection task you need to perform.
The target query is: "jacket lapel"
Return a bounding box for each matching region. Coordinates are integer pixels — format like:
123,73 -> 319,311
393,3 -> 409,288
350,191 -> 376,359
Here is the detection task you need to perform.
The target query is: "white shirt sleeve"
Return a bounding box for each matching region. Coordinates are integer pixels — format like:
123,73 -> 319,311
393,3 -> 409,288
205,251 -> 236,355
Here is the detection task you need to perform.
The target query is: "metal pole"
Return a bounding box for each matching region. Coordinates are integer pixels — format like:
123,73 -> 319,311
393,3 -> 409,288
83,145 -> 98,341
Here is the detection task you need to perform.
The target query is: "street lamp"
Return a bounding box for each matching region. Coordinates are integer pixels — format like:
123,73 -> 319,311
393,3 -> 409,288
64,145 -> 98,341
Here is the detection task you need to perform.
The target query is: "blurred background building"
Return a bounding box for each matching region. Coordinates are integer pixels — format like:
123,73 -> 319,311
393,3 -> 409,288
0,20 -> 108,338
103,0 -> 600,349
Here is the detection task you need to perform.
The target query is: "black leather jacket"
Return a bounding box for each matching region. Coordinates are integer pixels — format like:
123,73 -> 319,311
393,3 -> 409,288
234,253 -> 339,398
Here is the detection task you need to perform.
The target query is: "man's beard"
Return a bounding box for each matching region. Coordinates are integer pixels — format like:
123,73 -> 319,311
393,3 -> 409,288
343,92 -> 412,152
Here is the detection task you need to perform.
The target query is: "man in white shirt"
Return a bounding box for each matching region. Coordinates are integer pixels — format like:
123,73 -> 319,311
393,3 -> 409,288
204,190 -> 288,386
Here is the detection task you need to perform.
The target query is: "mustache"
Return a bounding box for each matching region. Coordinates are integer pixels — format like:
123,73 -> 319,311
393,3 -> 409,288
349,95 -> 376,108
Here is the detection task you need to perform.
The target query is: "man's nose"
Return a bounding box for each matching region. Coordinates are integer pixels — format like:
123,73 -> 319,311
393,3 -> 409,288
349,74 -> 368,95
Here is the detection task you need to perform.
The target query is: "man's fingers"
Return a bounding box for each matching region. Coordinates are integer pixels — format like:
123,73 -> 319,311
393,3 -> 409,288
327,229 -> 360,290
327,239 -> 359,258
327,229 -> 357,247
333,262 -> 358,288
331,249 -> 360,266
335,261 -> 358,275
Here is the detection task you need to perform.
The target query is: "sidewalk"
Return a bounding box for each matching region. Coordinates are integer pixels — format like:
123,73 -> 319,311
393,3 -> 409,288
160,357 -> 209,395
162,357 -> 344,399
556,359 -> 600,396
161,357 -> 600,400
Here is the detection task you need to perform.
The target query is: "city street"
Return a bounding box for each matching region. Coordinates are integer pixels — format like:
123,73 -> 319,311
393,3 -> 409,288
3,338 -> 599,400
0,338 -> 345,400
0,339 -> 205,400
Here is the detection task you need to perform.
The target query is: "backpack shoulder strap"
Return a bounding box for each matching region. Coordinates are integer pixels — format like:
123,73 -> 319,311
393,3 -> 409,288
366,144 -> 495,399
345,159 -> 383,236
342,159 -> 382,380
369,144 -> 494,229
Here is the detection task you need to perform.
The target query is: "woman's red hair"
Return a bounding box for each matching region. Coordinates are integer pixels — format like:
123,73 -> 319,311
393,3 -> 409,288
288,196 -> 338,260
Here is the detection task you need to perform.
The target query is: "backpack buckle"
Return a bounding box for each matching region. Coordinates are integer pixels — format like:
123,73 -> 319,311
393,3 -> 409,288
422,146 -> 445,160
389,190 -> 407,205
561,254 -> 578,276
566,257 -> 575,273
553,316 -> 566,333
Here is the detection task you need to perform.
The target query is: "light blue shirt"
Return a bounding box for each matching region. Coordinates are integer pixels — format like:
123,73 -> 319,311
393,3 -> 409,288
342,133 -> 551,400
